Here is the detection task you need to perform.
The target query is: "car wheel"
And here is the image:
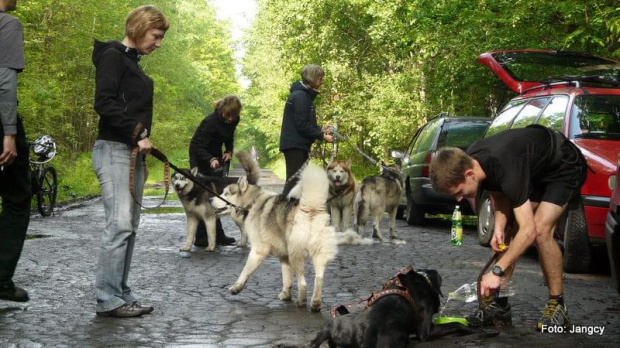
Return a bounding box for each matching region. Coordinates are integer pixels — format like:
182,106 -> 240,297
563,199 -> 591,273
406,194 -> 425,225
477,191 -> 494,246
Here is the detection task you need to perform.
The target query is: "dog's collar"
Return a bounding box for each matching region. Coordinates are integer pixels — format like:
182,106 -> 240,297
416,271 -> 434,289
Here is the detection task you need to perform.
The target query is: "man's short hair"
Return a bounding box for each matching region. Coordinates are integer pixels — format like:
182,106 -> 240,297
429,147 -> 474,193
125,5 -> 170,43
301,64 -> 324,87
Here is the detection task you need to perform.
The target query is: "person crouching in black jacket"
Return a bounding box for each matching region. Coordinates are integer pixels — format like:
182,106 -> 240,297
189,95 -> 241,246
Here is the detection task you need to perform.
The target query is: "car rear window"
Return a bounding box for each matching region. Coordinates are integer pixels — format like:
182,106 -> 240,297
571,95 -> 620,140
438,120 -> 490,150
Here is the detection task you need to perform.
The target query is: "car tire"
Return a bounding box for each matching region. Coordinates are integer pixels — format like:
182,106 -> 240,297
406,195 -> 425,225
477,191 -> 494,246
563,199 -> 591,273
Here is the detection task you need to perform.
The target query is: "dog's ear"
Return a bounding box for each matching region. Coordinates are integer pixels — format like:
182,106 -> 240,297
422,270 -> 444,297
238,176 -> 249,192
190,167 -> 199,176
346,158 -> 352,168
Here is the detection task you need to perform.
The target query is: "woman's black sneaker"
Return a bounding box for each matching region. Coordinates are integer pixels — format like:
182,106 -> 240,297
0,284 -> 29,302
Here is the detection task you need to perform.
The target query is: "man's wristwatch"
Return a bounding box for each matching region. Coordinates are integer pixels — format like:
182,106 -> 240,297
492,265 -> 505,277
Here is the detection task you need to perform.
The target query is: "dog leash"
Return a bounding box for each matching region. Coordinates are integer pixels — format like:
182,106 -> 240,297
129,147 -> 170,209
129,147 -> 245,212
332,130 -> 401,177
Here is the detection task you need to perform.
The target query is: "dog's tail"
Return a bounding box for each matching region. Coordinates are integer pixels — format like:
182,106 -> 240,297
235,150 -> 260,185
298,164 -> 330,208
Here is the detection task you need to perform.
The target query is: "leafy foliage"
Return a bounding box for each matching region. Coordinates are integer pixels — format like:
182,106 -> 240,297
7,0 -> 620,200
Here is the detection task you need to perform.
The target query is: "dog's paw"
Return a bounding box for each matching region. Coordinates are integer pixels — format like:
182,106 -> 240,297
310,302 -> 322,312
277,291 -> 292,301
229,284 -> 243,295
205,246 -> 216,252
179,246 -> 191,252
295,298 -> 307,307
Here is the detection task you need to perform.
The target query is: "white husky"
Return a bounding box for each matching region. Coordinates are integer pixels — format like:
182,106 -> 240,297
210,163 -> 338,312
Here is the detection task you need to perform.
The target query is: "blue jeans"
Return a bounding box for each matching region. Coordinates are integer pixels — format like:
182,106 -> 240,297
92,140 -> 145,312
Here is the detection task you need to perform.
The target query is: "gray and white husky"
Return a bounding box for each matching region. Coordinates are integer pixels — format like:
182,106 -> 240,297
354,164 -> 404,242
210,164 -> 338,312
172,151 -> 259,251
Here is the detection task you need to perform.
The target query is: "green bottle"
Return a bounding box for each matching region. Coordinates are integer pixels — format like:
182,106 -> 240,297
450,205 -> 463,246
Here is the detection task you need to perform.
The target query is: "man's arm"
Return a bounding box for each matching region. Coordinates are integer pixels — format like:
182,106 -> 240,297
480,200 -> 538,296
0,68 -> 19,166
490,191 -> 511,247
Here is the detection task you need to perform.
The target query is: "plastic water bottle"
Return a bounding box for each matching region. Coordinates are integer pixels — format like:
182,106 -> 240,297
450,205 -> 463,246
448,282 -> 515,303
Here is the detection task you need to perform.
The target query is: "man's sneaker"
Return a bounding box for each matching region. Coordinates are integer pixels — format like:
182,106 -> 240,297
537,299 -> 570,331
467,297 -> 512,327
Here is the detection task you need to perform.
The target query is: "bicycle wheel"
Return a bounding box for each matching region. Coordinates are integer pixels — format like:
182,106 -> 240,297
37,166 -> 58,216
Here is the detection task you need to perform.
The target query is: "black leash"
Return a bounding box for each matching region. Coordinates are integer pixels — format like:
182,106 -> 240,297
144,148 -> 245,212
332,130 -> 402,177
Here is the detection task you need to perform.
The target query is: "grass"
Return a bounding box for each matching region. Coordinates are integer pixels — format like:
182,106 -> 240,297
140,206 -> 184,214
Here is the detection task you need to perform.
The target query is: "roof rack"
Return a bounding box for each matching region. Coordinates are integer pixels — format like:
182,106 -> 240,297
522,80 -> 581,94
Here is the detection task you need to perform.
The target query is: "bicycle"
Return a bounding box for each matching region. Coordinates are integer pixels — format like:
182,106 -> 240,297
29,135 -> 58,216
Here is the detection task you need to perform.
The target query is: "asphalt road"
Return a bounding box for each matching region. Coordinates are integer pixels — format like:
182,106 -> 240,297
1,168 -> 618,347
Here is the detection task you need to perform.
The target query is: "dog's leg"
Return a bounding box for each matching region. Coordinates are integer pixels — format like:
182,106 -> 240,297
342,205 -> 351,232
290,254 -> 307,307
330,205 -> 341,232
229,248 -> 268,294
233,220 -> 248,247
309,256 -> 328,312
278,257 -> 293,301
371,209 -> 384,242
388,208 -> 398,239
204,216 -> 217,252
180,214 -> 199,251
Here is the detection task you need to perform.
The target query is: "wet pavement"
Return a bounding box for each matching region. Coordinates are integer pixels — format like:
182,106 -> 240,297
1,167 -> 618,347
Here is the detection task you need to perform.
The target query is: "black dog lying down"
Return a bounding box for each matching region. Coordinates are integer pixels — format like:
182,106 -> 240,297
302,266 -> 497,348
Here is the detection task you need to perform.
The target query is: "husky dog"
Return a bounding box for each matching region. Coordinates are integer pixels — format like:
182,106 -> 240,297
327,160 -> 356,232
354,163 -> 404,242
172,151 -> 259,251
210,164 -> 338,312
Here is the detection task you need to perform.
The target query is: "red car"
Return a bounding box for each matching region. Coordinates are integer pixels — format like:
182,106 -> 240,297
476,50 -> 620,273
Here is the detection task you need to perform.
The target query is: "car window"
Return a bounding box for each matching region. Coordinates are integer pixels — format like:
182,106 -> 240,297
412,119 -> 439,154
570,95 -> 620,140
438,120 -> 490,150
511,97 -> 551,129
485,99 -> 528,137
537,95 -> 569,132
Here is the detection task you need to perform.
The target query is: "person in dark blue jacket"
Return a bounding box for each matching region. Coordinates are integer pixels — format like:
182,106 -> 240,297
279,64 -> 333,196
91,5 -> 169,318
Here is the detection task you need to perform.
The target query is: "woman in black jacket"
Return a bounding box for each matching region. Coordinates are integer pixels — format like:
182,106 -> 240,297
91,5 -> 169,318
279,64 -> 333,196
189,95 -> 241,246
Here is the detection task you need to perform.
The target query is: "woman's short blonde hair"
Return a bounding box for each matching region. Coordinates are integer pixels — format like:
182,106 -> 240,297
214,95 -> 242,119
125,5 -> 170,43
301,64 -> 324,87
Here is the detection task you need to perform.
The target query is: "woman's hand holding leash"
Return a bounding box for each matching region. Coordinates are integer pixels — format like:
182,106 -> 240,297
137,137 -> 153,155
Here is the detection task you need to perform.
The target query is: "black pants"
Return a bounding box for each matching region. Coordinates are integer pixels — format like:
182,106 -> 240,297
281,148 -> 309,197
188,152 -> 225,242
0,116 -> 31,287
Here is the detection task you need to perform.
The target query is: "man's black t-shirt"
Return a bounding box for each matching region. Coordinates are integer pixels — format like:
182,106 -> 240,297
467,127 -> 554,208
